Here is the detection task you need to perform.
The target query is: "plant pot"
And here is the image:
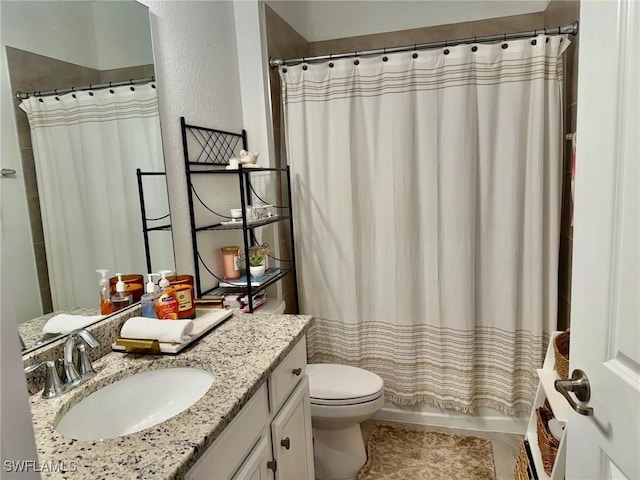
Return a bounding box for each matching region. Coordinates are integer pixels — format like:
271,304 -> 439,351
250,264 -> 266,278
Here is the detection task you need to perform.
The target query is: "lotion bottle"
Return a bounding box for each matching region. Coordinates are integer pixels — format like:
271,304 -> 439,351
96,269 -> 113,315
111,273 -> 133,312
154,270 -> 179,320
140,273 -> 160,318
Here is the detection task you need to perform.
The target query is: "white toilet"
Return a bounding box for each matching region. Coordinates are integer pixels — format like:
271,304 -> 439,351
307,364 -> 384,480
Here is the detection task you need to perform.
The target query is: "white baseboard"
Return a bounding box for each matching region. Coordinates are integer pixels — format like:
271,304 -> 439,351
372,403 -> 528,435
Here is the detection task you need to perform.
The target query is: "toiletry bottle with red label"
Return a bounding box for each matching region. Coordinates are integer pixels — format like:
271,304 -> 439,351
155,270 -> 179,320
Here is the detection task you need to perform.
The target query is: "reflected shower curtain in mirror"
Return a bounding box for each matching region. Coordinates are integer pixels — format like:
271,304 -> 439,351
20,84 -> 171,310
282,36 -> 569,413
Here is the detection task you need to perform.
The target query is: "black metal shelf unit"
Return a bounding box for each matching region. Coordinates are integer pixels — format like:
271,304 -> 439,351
180,117 -> 299,313
137,169 -> 171,274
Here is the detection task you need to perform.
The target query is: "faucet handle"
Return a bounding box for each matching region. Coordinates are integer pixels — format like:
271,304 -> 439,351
76,343 -> 96,379
24,360 -> 69,398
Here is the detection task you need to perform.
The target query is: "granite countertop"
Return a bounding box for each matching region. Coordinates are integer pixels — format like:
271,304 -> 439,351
28,313 -> 313,479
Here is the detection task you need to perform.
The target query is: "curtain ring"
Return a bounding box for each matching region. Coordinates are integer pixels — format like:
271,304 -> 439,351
543,28 -> 547,35
130,79 -> 134,85
54,89 -> 58,94
503,33 -> 507,42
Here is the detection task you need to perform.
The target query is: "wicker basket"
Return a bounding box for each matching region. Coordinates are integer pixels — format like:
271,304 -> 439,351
513,440 -> 532,480
553,330 -> 570,380
536,406 -> 560,475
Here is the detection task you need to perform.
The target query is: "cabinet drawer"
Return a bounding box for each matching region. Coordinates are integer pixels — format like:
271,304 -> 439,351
269,336 -> 307,413
186,383 -> 269,480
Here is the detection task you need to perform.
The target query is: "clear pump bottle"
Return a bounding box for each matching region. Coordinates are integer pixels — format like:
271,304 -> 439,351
96,269 -> 113,315
111,273 -> 133,312
141,273 -> 160,318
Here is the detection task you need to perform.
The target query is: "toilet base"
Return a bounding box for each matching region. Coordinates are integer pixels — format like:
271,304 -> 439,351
313,424 -> 367,480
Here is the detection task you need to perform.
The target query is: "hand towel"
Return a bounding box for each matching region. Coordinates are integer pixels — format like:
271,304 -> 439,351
120,317 -> 194,344
42,314 -> 105,335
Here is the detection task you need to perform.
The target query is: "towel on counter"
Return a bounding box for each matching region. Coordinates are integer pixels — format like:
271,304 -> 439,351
42,314 -> 105,335
120,317 -> 194,344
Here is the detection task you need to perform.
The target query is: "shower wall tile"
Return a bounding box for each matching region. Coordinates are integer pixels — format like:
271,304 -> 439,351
266,4 -> 309,314
545,0 -> 579,330
265,5 -> 310,61
558,293 -> 571,332
558,234 -> 573,300
20,148 -> 38,199
468,13 -> 544,37
544,0 -> 580,28
99,64 -> 155,84
308,13 -> 544,57
6,47 -> 96,95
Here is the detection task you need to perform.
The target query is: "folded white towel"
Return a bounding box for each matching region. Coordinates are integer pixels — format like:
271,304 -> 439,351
120,317 -> 194,344
42,314 -> 105,335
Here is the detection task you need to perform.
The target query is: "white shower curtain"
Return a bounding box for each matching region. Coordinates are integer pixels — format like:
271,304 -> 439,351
20,83 -> 171,310
282,36 -> 568,413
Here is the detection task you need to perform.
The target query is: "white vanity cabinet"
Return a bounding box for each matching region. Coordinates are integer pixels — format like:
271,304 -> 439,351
186,336 -> 314,480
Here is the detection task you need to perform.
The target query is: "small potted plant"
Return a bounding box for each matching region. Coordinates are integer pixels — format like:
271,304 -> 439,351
248,244 -> 270,278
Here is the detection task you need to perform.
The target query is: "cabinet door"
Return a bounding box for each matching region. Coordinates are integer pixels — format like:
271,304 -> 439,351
270,376 -> 315,480
233,436 -> 274,480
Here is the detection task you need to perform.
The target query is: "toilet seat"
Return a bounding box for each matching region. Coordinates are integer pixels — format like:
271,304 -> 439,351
307,364 -> 384,406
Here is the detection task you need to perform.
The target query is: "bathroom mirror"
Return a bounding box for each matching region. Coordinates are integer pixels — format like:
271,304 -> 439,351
1,0 -> 175,354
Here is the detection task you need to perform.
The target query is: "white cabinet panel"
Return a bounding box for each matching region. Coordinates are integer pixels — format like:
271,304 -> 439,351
186,384 -> 269,480
233,436 -> 274,480
270,377 -> 314,480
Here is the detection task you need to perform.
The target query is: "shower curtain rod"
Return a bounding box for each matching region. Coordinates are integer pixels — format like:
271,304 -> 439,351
15,76 -> 156,100
270,21 -> 578,68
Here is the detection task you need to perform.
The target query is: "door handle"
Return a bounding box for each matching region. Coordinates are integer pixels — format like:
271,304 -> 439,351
554,369 -> 594,416
1,168 -> 16,177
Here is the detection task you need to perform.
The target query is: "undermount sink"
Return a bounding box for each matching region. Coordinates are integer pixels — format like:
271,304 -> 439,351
56,367 -> 214,441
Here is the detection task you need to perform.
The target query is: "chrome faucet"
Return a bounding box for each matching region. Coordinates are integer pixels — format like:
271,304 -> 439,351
63,329 -> 100,385
24,360 -> 70,398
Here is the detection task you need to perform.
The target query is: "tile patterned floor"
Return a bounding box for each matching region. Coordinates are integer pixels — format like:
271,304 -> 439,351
361,419 -> 522,480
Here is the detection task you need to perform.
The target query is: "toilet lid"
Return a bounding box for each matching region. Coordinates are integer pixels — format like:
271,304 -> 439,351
307,364 -> 384,406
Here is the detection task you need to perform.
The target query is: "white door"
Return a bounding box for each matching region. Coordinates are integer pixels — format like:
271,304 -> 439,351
565,1 -> 639,479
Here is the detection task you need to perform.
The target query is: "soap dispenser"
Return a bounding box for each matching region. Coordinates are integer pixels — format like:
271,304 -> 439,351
155,270 -> 179,320
111,273 -> 133,312
96,269 -> 113,315
141,273 -> 160,318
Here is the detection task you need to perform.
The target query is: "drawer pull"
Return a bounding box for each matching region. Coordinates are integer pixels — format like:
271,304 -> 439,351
281,437 -> 290,450
292,368 -> 302,376
267,460 -> 277,473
